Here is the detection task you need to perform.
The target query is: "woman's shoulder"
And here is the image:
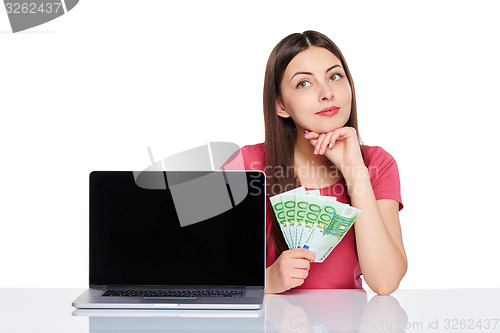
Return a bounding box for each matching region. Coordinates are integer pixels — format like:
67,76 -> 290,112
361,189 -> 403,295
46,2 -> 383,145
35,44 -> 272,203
240,142 -> 265,170
362,145 -> 397,168
364,146 -> 402,193
240,142 -> 265,156
362,145 -> 403,209
221,142 -> 265,171
362,145 -> 400,182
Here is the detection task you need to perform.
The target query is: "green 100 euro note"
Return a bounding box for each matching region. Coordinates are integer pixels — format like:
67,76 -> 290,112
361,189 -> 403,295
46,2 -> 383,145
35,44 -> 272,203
270,187 -> 321,249
270,186 -> 306,248
303,200 -> 361,262
269,187 -> 362,262
294,191 -> 320,248
280,192 -> 298,247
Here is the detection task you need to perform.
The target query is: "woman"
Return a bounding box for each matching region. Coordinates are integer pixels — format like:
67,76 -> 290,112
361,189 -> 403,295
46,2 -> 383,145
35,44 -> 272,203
224,30 -> 407,295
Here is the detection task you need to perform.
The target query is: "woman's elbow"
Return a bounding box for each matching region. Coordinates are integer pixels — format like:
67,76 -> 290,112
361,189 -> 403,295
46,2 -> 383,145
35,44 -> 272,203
371,282 -> 400,296
367,266 -> 407,295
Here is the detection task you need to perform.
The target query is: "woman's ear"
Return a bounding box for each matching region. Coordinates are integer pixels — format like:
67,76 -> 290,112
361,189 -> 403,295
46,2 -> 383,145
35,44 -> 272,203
275,98 -> 291,118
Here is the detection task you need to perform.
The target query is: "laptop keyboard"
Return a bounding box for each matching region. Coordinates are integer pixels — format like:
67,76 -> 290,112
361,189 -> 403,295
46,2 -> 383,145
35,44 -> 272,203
102,289 -> 244,298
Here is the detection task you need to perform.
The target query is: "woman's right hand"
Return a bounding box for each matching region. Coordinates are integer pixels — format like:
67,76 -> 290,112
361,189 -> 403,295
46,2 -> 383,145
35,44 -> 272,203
265,248 -> 316,294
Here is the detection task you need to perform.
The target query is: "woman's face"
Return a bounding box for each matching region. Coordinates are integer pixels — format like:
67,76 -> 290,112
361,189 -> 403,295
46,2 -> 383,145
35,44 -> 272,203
277,46 -> 352,134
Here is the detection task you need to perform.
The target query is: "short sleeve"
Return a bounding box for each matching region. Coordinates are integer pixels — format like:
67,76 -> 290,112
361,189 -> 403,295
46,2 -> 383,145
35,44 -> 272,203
219,143 -> 266,171
220,149 -> 245,170
366,146 -> 403,211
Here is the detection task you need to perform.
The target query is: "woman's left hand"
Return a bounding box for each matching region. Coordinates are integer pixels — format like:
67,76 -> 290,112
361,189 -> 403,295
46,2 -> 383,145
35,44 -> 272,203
304,127 -> 365,175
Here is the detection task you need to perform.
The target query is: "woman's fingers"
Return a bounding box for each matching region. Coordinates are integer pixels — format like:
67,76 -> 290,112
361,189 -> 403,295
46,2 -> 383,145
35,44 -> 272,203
266,249 -> 315,292
287,254 -> 311,267
290,268 -> 309,280
306,127 -> 358,153
303,130 -> 320,139
305,130 -> 334,155
314,133 -> 327,154
318,132 -> 334,155
289,248 -> 316,262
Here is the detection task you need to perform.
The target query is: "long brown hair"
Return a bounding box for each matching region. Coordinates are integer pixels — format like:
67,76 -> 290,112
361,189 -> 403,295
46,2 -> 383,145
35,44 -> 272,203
263,30 -> 363,256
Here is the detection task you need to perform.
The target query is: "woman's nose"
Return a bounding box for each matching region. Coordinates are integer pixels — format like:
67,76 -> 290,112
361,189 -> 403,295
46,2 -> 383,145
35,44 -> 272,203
319,83 -> 335,101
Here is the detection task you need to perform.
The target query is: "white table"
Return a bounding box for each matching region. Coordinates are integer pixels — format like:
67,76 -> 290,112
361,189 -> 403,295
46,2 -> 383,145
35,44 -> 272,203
1,288 -> 499,332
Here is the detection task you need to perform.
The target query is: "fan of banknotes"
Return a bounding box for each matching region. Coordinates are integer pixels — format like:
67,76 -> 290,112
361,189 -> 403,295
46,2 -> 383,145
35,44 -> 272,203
270,187 -> 361,263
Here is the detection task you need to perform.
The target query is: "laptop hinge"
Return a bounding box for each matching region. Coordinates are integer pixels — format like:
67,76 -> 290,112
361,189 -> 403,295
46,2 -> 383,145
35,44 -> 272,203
90,285 -> 249,290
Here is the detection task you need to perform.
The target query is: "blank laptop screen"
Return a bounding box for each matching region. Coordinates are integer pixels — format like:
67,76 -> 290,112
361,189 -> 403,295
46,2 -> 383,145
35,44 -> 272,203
89,171 -> 265,287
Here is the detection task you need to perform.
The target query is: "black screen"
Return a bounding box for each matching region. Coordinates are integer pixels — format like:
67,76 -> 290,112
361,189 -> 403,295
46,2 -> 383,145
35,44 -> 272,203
89,171 -> 265,287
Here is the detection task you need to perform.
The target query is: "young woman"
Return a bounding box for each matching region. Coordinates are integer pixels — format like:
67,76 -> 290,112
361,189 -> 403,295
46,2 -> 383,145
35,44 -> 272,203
224,30 -> 407,295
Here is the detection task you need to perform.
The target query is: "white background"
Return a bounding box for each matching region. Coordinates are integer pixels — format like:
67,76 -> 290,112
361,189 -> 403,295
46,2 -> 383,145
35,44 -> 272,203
1,0 -> 499,291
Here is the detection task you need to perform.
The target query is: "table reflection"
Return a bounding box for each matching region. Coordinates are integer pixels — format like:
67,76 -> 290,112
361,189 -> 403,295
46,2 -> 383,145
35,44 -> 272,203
4,288 -> 498,333
74,290 -> 408,332
265,289 -> 407,332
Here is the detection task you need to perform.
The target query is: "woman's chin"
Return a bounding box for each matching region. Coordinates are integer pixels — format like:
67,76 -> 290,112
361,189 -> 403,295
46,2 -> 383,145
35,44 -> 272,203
297,120 -> 344,134
310,125 -> 341,134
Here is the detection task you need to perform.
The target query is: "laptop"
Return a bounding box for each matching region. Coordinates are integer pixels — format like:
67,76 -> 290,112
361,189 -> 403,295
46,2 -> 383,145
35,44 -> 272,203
72,170 -> 266,309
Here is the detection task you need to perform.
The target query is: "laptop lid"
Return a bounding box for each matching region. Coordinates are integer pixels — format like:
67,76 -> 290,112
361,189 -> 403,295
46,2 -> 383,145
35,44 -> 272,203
89,170 -> 265,289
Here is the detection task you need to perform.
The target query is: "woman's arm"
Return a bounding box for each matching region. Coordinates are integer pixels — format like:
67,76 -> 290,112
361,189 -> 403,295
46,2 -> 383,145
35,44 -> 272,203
305,127 -> 407,295
344,165 -> 407,295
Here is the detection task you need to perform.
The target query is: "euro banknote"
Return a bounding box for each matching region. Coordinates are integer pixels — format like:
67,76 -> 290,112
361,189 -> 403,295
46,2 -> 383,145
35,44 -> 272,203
270,187 -> 361,262
303,200 -> 360,262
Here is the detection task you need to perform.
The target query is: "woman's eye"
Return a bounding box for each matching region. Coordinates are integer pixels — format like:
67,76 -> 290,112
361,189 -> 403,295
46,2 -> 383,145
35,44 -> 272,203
329,74 -> 342,81
297,81 -> 311,88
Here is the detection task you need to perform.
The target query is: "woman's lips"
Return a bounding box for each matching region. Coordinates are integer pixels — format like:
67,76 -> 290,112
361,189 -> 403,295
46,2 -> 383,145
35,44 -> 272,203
316,106 -> 340,117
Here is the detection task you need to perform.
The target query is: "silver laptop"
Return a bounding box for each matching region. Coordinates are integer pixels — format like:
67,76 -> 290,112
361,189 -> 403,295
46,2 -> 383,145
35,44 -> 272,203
72,170 -> 265,310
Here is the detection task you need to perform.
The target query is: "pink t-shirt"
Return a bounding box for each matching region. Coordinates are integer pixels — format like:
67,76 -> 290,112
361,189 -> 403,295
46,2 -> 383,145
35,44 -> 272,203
223,142 -> 403,289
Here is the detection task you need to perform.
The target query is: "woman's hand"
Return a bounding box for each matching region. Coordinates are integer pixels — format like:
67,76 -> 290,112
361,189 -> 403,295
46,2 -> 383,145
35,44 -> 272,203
303,127 -> 364,176
265,248 -> 315,294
